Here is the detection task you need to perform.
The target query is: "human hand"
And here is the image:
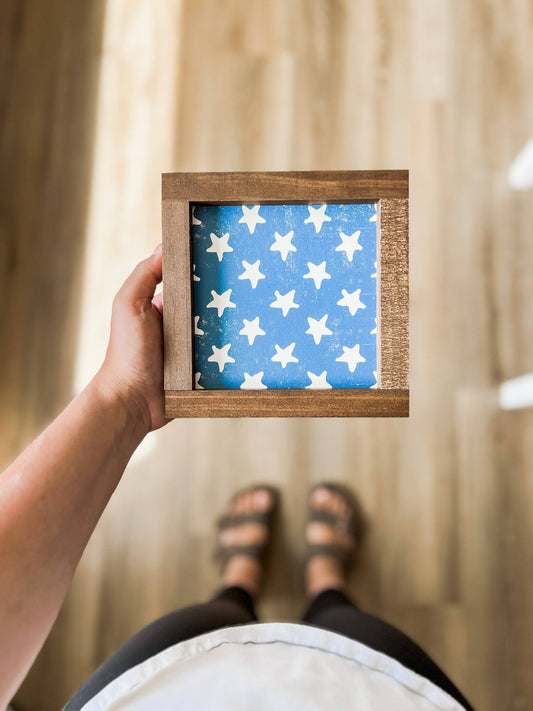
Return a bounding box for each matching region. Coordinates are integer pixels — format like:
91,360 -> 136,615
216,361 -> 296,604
95,245 -> 167,433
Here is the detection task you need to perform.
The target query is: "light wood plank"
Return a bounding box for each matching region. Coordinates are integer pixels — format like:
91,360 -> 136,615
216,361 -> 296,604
4,2 -> 533,710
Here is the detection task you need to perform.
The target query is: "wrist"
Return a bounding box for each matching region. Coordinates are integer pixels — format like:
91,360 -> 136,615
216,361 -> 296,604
90,369 -> 152,440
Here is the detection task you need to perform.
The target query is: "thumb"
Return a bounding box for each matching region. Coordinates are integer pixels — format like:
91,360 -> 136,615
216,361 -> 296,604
118,246 -> 163,310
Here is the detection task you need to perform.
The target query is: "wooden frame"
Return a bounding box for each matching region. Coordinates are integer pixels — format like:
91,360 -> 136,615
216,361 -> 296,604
162,170 -> 408,417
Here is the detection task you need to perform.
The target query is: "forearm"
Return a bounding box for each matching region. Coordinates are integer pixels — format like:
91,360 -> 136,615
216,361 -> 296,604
0,374 -> 147,705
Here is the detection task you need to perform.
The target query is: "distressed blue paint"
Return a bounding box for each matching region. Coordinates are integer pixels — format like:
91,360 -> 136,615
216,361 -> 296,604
192,203 -> 378,389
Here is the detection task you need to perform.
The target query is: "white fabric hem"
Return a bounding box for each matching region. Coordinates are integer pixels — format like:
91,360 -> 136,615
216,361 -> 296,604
81,622 -> 467,711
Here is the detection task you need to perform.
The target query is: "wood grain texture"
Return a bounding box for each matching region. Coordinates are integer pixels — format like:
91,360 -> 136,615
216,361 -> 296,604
380,198 -> 409,389
163,170 -> 409,414
6,2 -> 533,710
165,389 -> 409,418
163,170 -> 408,202
162,199 -> 193,390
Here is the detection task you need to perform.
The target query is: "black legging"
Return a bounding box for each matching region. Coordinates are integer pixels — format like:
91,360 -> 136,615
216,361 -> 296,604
65,587 -> 473,710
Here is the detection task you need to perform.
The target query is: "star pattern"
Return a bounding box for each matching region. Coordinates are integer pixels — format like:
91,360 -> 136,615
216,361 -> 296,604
336,344 -> 366,373
192,207 -> 202,226
270,289 -> 299,317
239,205 -> 266,234
207,232 -> 233,261
272,343 -> 298,368
306,315 -> 333,345
304,204 -> 332,233
303,261 -> 331,289
337,288 -> 366,316
207,288 -> 236,317
192,202 -> 377,389
306,371 -> 332,389
240,371 -> 267,389
238,259 -> 265,289
208,343 -> 235,372
270,230 -> 296,261
239,317 -> 266,345
336,231 -> 362,262
194,316 -> 204,335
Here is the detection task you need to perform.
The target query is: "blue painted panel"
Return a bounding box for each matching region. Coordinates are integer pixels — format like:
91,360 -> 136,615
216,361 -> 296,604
191,203 -> 378,390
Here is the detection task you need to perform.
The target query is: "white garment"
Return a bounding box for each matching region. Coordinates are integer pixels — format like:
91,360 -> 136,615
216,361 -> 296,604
81,623 -> 466,711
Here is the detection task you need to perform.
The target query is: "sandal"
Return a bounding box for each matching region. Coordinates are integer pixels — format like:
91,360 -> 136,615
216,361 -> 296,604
216,485 -> 279,572
305,482 -> 364,574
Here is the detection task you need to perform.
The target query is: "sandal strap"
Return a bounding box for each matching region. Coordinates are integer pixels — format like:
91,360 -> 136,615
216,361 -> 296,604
218,511 -> 272,530
308,508 -> 354,534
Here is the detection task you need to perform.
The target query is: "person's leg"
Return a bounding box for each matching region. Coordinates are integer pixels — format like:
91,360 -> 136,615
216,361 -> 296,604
64,585 -> 256,710
65,486 -> 278,711
302,589 -> 474,710
302,485 -> 474,711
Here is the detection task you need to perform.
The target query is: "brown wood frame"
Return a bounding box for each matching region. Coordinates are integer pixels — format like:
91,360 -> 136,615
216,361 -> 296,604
162,171 -> 409,417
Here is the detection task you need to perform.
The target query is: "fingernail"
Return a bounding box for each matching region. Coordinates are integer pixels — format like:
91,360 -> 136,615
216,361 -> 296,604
152,243 -> 162,255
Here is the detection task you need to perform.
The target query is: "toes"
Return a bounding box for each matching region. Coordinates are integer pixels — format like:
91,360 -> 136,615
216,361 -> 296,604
311,486 -> 345,516
311,487 -> 330,508
252,488 -> 272,511
229,487 -> 274,516
313,487 -> 349,515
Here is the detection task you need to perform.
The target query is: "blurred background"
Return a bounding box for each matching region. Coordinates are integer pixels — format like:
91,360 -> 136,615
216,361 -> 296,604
1,1 -> 533,709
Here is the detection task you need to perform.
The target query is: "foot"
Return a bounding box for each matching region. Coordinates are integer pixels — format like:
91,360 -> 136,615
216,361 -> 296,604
305,485 -> 358,599
218,486 -> 277,598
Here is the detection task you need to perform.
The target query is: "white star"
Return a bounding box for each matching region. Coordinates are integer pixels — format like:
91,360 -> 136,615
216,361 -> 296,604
195,372 -> 204,389
239,317 -> 266,345
306,315 -> 333,345
194,316 -> 204,335
304,204 -> 331,233
305,371 -> 332,389
270,230 -> 296,261
207,289 -> 236,317
208,343 -> 235,372
271,343 -> 298,368
238,259 -> 265,289
270,289 -> 299,317
370,318 -> 377,335
370,371 -> 378,389
207,232 -> 233,261
371,261 -> 377,278
192,207 -> 202,226
335,231 -> 362,261
369,206 -> 377,222
337,288 -> 366,316
336,344 -> 366,373
239,205 -> 266,234
193,264 -> 200,282
303,261 -> 331,289
240,371 -> 267,390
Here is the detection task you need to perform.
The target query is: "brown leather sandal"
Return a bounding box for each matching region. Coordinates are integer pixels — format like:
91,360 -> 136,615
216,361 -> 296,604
305,482 -> 364,574
216,485 -> 279,572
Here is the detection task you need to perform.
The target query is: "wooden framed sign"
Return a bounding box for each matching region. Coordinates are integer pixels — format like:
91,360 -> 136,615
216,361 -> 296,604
162,171 -> 408,418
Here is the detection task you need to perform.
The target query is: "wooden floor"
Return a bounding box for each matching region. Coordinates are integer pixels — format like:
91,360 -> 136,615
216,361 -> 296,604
2,1 -> 533,709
